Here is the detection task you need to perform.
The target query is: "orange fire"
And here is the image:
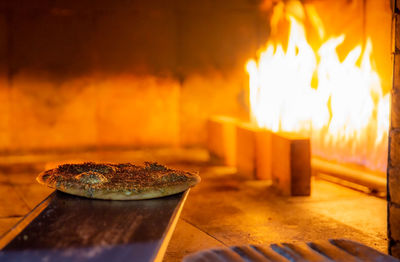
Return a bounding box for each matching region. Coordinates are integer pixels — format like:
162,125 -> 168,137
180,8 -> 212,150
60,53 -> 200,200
246,2 -> 389,172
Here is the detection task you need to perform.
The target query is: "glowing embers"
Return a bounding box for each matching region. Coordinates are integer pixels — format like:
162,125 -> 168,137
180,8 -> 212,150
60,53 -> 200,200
246,1 -> 389,172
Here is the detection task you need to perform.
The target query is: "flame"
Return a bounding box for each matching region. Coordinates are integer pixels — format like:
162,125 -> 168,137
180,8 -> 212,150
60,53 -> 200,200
247,16 -> 316,135
246,2 -> 389,172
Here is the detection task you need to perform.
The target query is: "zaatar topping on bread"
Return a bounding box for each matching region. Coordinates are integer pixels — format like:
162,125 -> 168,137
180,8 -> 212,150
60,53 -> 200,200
37,162 -> 200,200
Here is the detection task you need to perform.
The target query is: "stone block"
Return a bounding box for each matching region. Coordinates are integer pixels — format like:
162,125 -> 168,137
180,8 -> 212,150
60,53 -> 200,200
271,132 -> 311,196
178,8 -> 262,75
389,167 -> 400,205
392,89 -> 400,129
390,203 -> 400,242
51,0 -> 96,11
0,13 -> 10,151
176,0 -> 262,11
7,0 -> 53,9
96,75 -> 180,147
395,13 -> 400,52
92,8 -> 177,75
394,54 -> 400,91
390,241 -> 400,259
7,0 -> 53,10
0,84 -> 10,152
179,73 -> 248,146
0,13 -> 6,63
10,11 -> 94,80
9,73 -> 97,151
390,129 -> 400,167
207,116 -> 238,166
85,0 -> 177,12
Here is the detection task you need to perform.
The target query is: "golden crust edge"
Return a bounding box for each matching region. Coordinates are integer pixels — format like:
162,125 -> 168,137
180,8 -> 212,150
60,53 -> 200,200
36,171 -> 50,185
55,183 -> 194,200
36,170 -> 201,200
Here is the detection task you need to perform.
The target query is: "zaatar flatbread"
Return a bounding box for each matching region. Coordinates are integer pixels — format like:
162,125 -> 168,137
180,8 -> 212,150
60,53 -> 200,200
37,162 -> 200,200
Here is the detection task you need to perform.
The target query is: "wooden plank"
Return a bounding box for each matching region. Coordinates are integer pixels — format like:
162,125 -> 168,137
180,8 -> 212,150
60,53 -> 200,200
255,130 -> 272,180
236,122 -> 258,179
236,122 -> 272,180
271,132 -> 311,196
235,122 -> 273,180
0,190 -> 189,262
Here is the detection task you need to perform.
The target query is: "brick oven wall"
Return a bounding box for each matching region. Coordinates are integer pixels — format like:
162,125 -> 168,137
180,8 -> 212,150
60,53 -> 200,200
389,0 -> 400,257
0,0 -> 266,153
0,0 -> 393,154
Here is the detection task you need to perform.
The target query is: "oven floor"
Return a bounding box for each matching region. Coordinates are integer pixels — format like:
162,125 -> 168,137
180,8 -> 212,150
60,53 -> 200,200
0,150 -> 387,262
164,165 -> 387,261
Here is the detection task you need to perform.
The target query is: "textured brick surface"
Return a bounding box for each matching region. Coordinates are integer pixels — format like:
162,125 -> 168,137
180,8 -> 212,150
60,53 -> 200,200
96,76 -> 180,147
389,167 -> 400,205
0,13 -> 5,64
10,10 -> 94,80
3,0 -> 265,78
390,3 -> 400,257
178,8 -> 261,75
390,129 -> 400,167
395,13 -> 400,52
0,0 -> 393,153
92,8 -> 177,75
395,54 -> 400,91
0,14 -> 10,151
390,241 -> 400,258
9,74 -> 97,151
0,1 -> 264,151
392,89 -> 400,129
390,204 -> 400,241
176,0 -> 263,10
179,73 -> 248,146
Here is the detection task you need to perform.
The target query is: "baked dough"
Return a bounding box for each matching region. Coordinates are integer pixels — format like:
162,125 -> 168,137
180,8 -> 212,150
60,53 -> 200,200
37,162 -> 200,200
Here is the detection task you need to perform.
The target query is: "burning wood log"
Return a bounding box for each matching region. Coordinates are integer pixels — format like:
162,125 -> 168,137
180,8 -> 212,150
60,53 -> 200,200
255,130 -> 272,180
271,132 -> 311,196
235,122 -> 258,178
207,116 -> 238,166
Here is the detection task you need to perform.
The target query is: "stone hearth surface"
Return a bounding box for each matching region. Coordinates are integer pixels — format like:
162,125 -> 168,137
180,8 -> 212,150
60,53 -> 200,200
0,149 -> 387,261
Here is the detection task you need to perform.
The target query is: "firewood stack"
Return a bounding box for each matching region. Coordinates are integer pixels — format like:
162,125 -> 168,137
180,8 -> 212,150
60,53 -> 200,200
207,116 -> 311,196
